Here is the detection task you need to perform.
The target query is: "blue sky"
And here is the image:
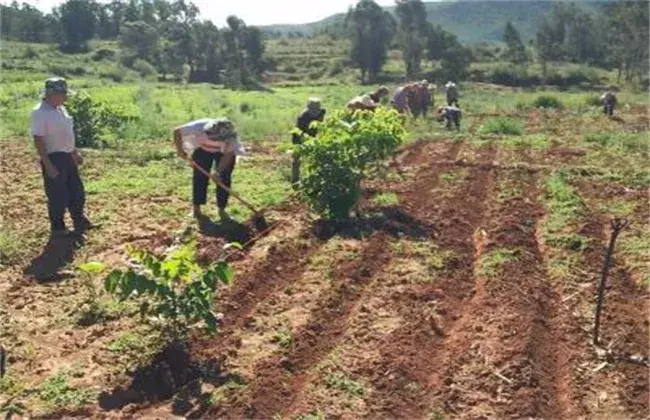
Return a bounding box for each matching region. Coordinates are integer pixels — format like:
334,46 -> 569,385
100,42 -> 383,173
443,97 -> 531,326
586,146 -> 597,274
7,0 -> 397,26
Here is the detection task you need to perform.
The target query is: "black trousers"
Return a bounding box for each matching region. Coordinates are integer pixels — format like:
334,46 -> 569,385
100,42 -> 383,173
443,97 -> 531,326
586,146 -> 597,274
192,148 -> 236,208
447,99 -> 459,107
42,152 -> 86,232
604,103 -> 615,116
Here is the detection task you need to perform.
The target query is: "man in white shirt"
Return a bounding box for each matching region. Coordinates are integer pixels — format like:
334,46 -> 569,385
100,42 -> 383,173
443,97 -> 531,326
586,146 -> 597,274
30,78 -> 92,239
173,118 -> 243,219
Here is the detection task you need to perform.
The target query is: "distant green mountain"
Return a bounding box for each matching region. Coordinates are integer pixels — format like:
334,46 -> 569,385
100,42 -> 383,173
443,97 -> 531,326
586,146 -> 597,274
260,0 -> 612,44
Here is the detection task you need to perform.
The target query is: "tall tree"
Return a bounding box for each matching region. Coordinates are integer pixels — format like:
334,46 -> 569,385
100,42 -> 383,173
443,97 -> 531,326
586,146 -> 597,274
55,0 -> 97,52
502,21 -> 527,65
345,0 -> 395,83
120,20 -> 159,62
605,1 -> 649,83
395,0 -> 429,80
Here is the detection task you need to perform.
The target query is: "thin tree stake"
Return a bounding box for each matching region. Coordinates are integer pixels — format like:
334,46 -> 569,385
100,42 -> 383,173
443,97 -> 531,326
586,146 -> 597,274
593,218 -> 629,345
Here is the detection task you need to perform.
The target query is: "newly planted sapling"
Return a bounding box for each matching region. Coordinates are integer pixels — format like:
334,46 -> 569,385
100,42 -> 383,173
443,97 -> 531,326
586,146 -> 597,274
104,243 -> 234,342
75,261 -> 107,326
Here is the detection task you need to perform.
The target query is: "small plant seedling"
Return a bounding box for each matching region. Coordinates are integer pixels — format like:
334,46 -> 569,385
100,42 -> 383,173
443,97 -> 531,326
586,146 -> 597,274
104,242 -> 234,342
323,371 -> 366,398
76,261 -> 107,326
478,118 -> 523,136
372,192 -> 399,206
38,372 -> 94,408
271,327 -> 293,349
477,248 -> 520,278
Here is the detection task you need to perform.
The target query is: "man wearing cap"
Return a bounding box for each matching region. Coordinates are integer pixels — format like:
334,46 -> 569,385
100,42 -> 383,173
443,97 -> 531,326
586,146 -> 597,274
30,77 -> 92,239
173,118 -> 243,219
292,98 -> 326,184
445,81 -> 459,107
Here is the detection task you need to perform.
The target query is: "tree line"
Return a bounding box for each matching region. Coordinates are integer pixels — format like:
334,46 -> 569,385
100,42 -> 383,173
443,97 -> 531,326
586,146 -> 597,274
1,0 -> 265,87
2,0 -> 648,86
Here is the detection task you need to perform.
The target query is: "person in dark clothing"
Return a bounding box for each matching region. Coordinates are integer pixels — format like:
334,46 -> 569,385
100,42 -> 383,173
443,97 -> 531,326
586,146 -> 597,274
30,77 -> 93,240
173,118 -> 243,220
436,105 -> 462,131
601,90 -> 618,117
292,98 -> 326,184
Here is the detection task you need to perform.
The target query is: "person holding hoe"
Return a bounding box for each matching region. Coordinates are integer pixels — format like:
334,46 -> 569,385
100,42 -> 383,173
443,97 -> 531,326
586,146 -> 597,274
30,77 -> 93,241
173,118 -> 244,220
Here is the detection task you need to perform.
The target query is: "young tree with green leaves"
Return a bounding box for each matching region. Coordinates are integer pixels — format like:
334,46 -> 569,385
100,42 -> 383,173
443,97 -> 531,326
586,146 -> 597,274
345,0 -> 395,84
120,20 -> 159,62
55,0 -> 97,52
395,0 -> 429,80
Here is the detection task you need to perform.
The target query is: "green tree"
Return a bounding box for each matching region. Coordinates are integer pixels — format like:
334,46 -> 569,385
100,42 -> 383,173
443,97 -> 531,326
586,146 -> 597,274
502,21 -> 527,65
395,0 -> 429,80
120,20 -> 159,61
345,0 -> 395,83
55,0 -> 97,52
605,1 -> 649,83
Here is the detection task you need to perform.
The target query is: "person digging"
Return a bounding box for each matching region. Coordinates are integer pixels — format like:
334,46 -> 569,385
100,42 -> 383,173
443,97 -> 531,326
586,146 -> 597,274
30,77 -> 94,242
173,118 -> 244,220
292,98 -> 326,184
436,105 -> 462,131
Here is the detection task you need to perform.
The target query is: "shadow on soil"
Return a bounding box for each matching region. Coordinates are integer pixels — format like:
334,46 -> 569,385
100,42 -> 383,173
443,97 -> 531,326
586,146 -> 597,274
98,342 -> 244,418
198,217 -> 253,244
312,205 -> 436,240
23,237 -> 76,282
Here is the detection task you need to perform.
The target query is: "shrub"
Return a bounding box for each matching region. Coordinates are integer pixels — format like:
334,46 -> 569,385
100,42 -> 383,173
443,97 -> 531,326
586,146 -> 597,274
92,48 -> 116,62
585,95 -> 602,107
99,64 -> 128,82
297,107 -> 407,220
283,65 -> 297,74
478,118 -> 523,136
132,58 -> 157,79
104,243 -> 234,341
23,46 -> 39,59
239,102 -> 251,113
66,92 -> 131,147
533,95 -> 564,109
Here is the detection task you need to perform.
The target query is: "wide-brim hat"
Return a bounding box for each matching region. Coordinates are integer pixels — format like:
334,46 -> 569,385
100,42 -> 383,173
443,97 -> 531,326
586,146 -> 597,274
41,77 -> 75,97
204,118 -> 237,141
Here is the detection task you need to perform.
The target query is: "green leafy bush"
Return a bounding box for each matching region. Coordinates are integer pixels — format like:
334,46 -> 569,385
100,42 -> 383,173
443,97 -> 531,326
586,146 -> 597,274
132,58 -> 157,79
297,107 -> 407,220
533,95 -> 564,109
66,92 -> 132,147
585,95 -> 602,107
104,243 -> 234,341
478,118 -> 523,136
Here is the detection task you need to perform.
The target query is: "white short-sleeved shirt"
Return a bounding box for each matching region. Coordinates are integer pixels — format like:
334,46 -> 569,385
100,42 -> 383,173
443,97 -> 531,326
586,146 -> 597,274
176,118 -> 245,156
30,101 -> 75,154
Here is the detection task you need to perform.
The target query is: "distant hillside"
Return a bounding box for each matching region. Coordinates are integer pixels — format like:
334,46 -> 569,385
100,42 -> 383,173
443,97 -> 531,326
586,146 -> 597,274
260,0 -> 612,44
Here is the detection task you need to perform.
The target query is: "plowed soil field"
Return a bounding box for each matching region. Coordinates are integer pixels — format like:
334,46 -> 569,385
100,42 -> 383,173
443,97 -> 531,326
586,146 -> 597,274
1,106 -> 649,419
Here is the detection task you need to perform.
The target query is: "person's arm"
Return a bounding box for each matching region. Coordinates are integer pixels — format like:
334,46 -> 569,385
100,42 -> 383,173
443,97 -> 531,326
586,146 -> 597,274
173,127 -> 187,159
71,148 -> 83,166
31,112 -> 58,178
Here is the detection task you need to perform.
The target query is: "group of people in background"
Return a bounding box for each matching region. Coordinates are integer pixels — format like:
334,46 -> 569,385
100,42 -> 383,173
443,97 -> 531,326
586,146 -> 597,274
30,76 -> 621,241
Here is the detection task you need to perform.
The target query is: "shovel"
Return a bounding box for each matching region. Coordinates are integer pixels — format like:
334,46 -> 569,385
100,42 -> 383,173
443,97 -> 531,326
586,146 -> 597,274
183,156 -> 269,231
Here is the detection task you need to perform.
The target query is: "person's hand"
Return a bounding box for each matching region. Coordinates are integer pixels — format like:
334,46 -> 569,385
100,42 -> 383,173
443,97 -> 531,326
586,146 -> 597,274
72,152 -> 84,166
45,163 -> 59,179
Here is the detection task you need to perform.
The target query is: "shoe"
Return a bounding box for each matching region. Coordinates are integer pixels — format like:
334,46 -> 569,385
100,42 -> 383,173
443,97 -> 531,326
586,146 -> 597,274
70,230 -> 87,247
218,208 -> 232,221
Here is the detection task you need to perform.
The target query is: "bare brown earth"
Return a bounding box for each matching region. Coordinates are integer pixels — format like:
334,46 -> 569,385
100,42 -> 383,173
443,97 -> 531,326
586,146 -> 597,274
1,109 -> 648,419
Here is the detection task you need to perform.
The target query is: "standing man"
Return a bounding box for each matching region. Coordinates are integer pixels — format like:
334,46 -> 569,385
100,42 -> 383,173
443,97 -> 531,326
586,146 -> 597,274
292,98 -> 326,184
601,89 -> 618,117
30,77 -> 92,240
173,118 -> 243,220
445,81 -> 459,106
412,80 -> 433,118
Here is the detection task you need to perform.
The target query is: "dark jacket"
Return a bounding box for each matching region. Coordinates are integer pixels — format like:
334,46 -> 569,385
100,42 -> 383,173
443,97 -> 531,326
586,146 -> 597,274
293,108 -> 326,144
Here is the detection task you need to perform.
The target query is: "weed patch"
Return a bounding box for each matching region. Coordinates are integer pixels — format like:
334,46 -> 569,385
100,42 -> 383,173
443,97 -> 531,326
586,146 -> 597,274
323,371 -> 366,398
372,192 -> 399,206
38,372 -> 94,408
478,118 -> 523,136
477,248 -> 519,277
533,95 -> 564,109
